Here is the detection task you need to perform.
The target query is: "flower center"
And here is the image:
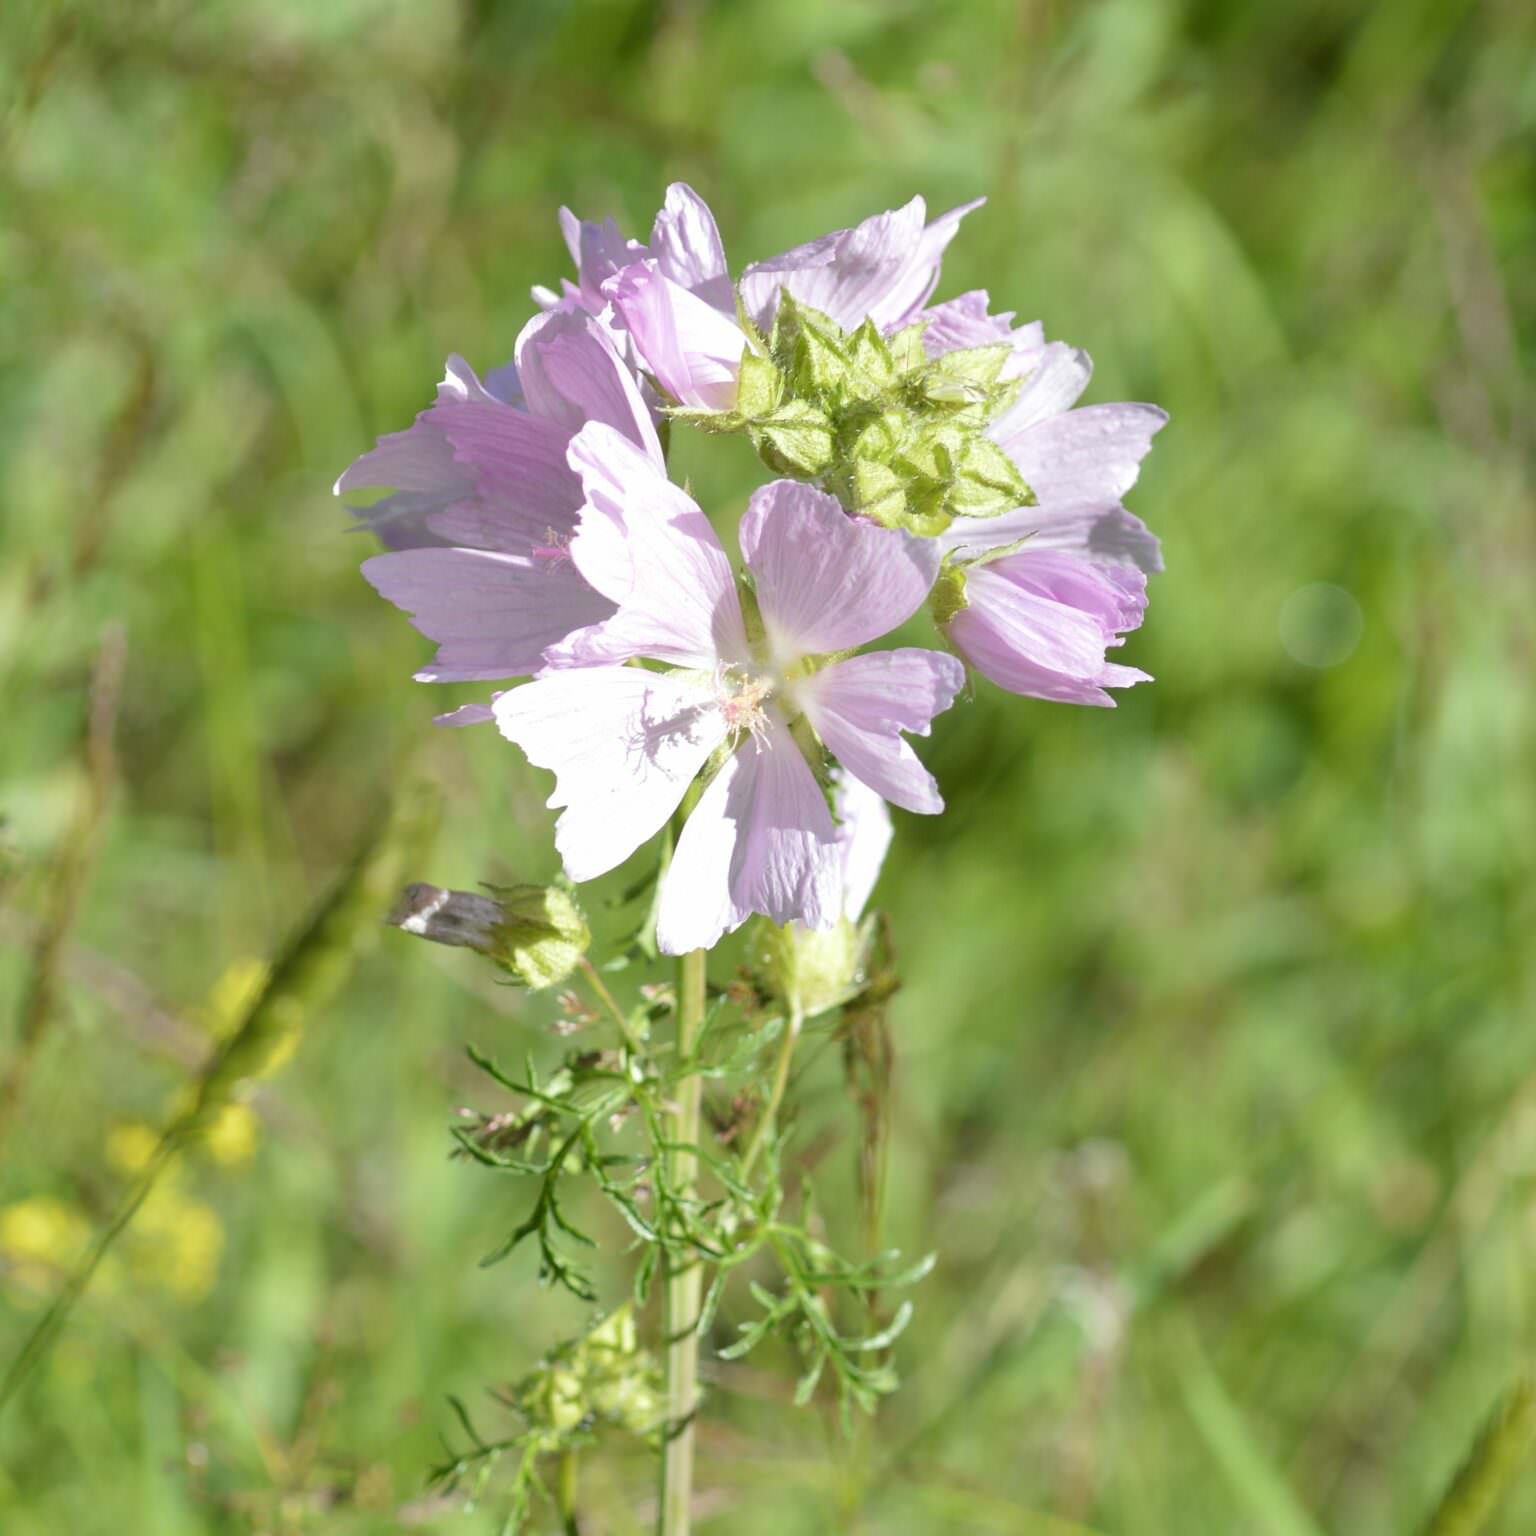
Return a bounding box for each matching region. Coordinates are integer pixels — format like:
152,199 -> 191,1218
713,663 -> 775,744
531,528 -> 572,567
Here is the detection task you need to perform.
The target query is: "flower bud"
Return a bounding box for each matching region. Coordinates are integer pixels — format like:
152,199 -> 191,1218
750,916 -> 863,1021
388,882 -> 590,990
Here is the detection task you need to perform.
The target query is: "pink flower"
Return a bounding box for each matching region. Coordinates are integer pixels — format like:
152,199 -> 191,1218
607,195 -> 984,410
927,300 -> 1167,707
942,553 -> 1151,708
494,425 -> 964,953
333,356 -> 522,552
339,309 -> 662,692
532,183 -> 733,323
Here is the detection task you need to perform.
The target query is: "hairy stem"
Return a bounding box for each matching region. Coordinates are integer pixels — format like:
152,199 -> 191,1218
740,1001 -> 804,1179
659,946 -> 707,1536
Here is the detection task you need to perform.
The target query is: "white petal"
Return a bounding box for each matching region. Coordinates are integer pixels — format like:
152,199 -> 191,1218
495,668 -> 726,883
831,772 -> 892,921
655,751 -> 742,956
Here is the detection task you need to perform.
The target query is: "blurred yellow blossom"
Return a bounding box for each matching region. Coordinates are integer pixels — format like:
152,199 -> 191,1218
0,1197 -> 92,1303
201,1102 -> 260,1168
105,1122 -> 161,1176
133,1182 -> 224,1303
203,957 -> 271,1039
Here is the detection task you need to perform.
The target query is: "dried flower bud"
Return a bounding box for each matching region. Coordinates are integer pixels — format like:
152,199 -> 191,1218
388,882 -> 590,990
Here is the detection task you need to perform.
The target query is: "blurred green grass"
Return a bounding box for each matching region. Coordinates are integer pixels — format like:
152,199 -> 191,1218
2,0 -> 1535,1530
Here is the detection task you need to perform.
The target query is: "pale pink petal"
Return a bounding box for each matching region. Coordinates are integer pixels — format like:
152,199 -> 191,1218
991,402 -> 1169,503
796,650 -> 965,815
512,308 -> 662,461
920,290 -> 1020,356
495,667 -> 726,883
738,197 -> 983,335
831,772 -> 892,921
555,209 -> 647,313
738,198 -> 921,333
739,481 -> 939,660
428,402 -> 579,553
606,262 -> 744,410
726,715 -> 841,927
335,355 -> 499,549
989,341 -> 1094,435
947,556 -> 1150,707
532,277 -> 585,312
655,712 -> 839,954
481,362 -> 524,407
550,422 -> 748,669
363,548 -> 614,682
889,198 -> 986,327
941,499 -> 1163,576
649,183 -> 733,312
434,703 -> 498,728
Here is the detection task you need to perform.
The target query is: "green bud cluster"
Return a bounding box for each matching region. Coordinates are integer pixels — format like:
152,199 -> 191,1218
673,291 -> 1035,537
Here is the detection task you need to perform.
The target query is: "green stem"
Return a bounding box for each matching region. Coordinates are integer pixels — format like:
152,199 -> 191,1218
1421,1373 -> 1536,1536
659,946 -> 707,1536
1,1129 -> 181,1414
557,1447 -> 581,1536
739,1001 -> 804,1179
578,956 -> 643,1055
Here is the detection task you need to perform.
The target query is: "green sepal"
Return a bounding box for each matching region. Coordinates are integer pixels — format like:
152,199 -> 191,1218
777,293 -> 852,398
946,434 -> 1035,519
887,319 -> 929,373
928,562 -> 970,628
841,459 -> 908,528
843,318 -> 898,401
919,342 -> 1012,405
843,406 -> 908,464
734,286 -> 772,357
668,406 -> 746,435
748,398 -> 835,477
736,349 -> 785,419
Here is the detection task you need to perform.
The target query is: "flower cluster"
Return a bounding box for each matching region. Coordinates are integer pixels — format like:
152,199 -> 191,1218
339,187 -> 1166,953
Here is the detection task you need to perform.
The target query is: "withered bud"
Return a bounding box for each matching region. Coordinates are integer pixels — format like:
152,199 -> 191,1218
388,881 -> 590,990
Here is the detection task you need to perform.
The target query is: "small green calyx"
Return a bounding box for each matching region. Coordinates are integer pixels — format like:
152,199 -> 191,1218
488,884 -> 591,989
671,287 -> 1036,537
929,562 -> 970,629
749,915 -> 865,1020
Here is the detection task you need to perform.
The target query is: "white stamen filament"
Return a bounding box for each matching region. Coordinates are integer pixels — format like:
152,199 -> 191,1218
713,662 -> 775,745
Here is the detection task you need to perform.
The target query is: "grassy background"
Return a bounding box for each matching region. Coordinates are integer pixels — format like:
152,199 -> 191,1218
3,0 -> 1535,1530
